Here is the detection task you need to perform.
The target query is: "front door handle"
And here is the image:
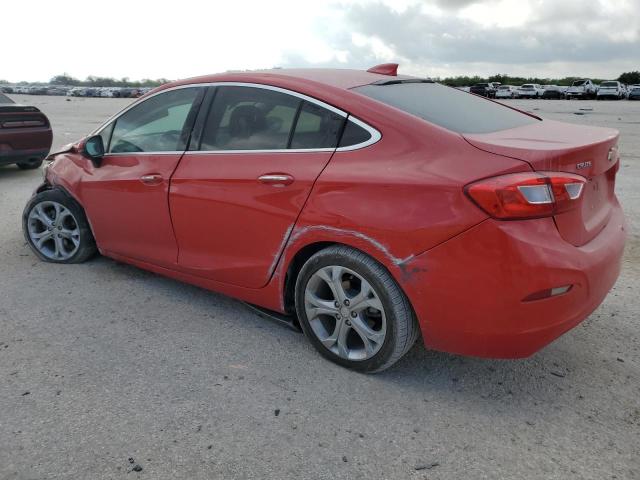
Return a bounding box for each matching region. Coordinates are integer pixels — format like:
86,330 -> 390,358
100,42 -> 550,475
140,174 -> 163,185
258,173 -> 294,187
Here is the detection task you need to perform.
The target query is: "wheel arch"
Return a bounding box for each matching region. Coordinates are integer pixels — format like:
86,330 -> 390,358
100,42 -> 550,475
282,241 -> 336,314
33,182 -> 98,245
280,238 -> 418,321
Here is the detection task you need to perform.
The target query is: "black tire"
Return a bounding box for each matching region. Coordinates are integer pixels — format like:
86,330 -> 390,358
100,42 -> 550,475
17,158 -> 43,170
295,245 -> 419,373
22,188 -> 97,264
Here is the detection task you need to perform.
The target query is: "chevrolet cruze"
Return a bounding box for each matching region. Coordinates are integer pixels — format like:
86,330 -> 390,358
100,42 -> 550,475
23,64 -> 626,372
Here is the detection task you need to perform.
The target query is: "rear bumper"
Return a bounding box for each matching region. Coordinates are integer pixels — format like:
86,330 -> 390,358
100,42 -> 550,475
402,199 -> 626,358
0,127 -> 52,165
0,149 -> 49,166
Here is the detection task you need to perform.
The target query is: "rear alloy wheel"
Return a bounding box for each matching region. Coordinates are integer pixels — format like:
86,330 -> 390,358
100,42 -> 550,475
22,189 -> 97,263
295,245 -> 418,372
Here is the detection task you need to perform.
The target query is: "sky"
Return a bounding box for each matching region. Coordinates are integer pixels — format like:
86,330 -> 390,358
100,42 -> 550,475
2,0 -> 638,83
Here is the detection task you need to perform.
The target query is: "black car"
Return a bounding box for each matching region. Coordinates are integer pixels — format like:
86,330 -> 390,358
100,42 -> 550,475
542,85 -> 565,99
0,93 -> 53,169
469,82 -> 497,98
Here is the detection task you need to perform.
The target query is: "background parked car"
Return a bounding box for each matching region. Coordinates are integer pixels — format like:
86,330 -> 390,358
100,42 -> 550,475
67,87 -> 85,97
495,85 -> 518,98
541,85 -> 566,99
597,81 -> 626,100
0,93 -> 53,169
628,85 -> 640,100
45,87 -> 68,96
566,79 -> 598,99
469,82 -> 497,98
517,84 -> 544,98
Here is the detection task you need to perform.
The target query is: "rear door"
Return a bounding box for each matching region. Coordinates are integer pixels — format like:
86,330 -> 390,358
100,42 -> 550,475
80,87 -> 204,267
169,84 -> 346,288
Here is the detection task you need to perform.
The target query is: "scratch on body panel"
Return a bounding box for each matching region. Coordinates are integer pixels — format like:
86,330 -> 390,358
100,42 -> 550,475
268,223 -> 294,278
288,225 -> 414,266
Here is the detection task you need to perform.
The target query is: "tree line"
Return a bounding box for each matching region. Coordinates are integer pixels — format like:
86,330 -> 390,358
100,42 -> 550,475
1,74 -> 169,88
439,71 -> 640,87
2,71 -> 639,88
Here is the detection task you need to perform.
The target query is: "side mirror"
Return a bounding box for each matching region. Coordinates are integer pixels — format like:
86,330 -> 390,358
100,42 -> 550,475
82,135 -> 105,167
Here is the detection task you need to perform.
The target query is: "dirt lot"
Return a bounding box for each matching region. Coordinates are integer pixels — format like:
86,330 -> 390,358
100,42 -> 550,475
1,95 -> 638,480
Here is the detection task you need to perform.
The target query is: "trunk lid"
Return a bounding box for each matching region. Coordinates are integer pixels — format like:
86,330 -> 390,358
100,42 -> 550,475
464,119 -> 620,246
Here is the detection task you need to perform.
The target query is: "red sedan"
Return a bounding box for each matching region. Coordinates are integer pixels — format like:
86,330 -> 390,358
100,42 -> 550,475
22,64 -> 626,372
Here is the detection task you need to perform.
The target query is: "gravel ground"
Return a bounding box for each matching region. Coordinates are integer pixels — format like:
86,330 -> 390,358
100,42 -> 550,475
1,95 -> 638,480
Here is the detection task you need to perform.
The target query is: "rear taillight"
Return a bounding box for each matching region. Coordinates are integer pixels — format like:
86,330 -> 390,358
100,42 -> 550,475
465,172 -> 587,219
1,119 -> 46,128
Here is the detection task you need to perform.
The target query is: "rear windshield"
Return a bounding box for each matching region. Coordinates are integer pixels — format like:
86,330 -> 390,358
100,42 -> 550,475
520,85 -> 534,89
600,82 -> 617,87
473,83 -> 489,87
353,82 -> 538,134
572,80 -> 587,86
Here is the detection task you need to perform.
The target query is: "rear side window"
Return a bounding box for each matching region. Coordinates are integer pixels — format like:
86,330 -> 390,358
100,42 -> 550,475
109,87 -> 200,153
339,120 -> 372,148
290,102 -> 344,149
201,86 -> 300,150
354,82 -> 538,134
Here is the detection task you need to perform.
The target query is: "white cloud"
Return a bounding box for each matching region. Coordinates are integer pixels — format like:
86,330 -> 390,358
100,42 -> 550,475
2,0 -> 639,82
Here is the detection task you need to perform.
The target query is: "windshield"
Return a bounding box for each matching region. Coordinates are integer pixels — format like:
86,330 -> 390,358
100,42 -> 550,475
521,85 -> 534,89
601,82 -> 617,87
498,86 -> 510,90
572,80 -> 587,86
353,82 -> 538,134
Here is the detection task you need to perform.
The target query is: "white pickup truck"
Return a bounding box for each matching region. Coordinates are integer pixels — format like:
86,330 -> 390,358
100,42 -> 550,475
566,79 -> 597,99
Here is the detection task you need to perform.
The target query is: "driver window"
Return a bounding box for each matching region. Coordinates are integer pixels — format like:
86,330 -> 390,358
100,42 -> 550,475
109,87 -> 200,153
200,86 -> 301,151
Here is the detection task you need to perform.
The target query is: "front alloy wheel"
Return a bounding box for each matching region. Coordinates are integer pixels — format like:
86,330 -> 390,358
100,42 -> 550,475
23,189 -> 97,263
27,201 -> 80,261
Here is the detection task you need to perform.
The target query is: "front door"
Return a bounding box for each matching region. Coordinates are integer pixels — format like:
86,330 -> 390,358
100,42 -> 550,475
170,85 -> 346,288
80,87 -> 203,267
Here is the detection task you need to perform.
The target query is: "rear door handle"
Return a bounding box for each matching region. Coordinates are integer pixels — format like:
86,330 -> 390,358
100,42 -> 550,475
258,174 -> 294,187
140,174 -> 163,185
